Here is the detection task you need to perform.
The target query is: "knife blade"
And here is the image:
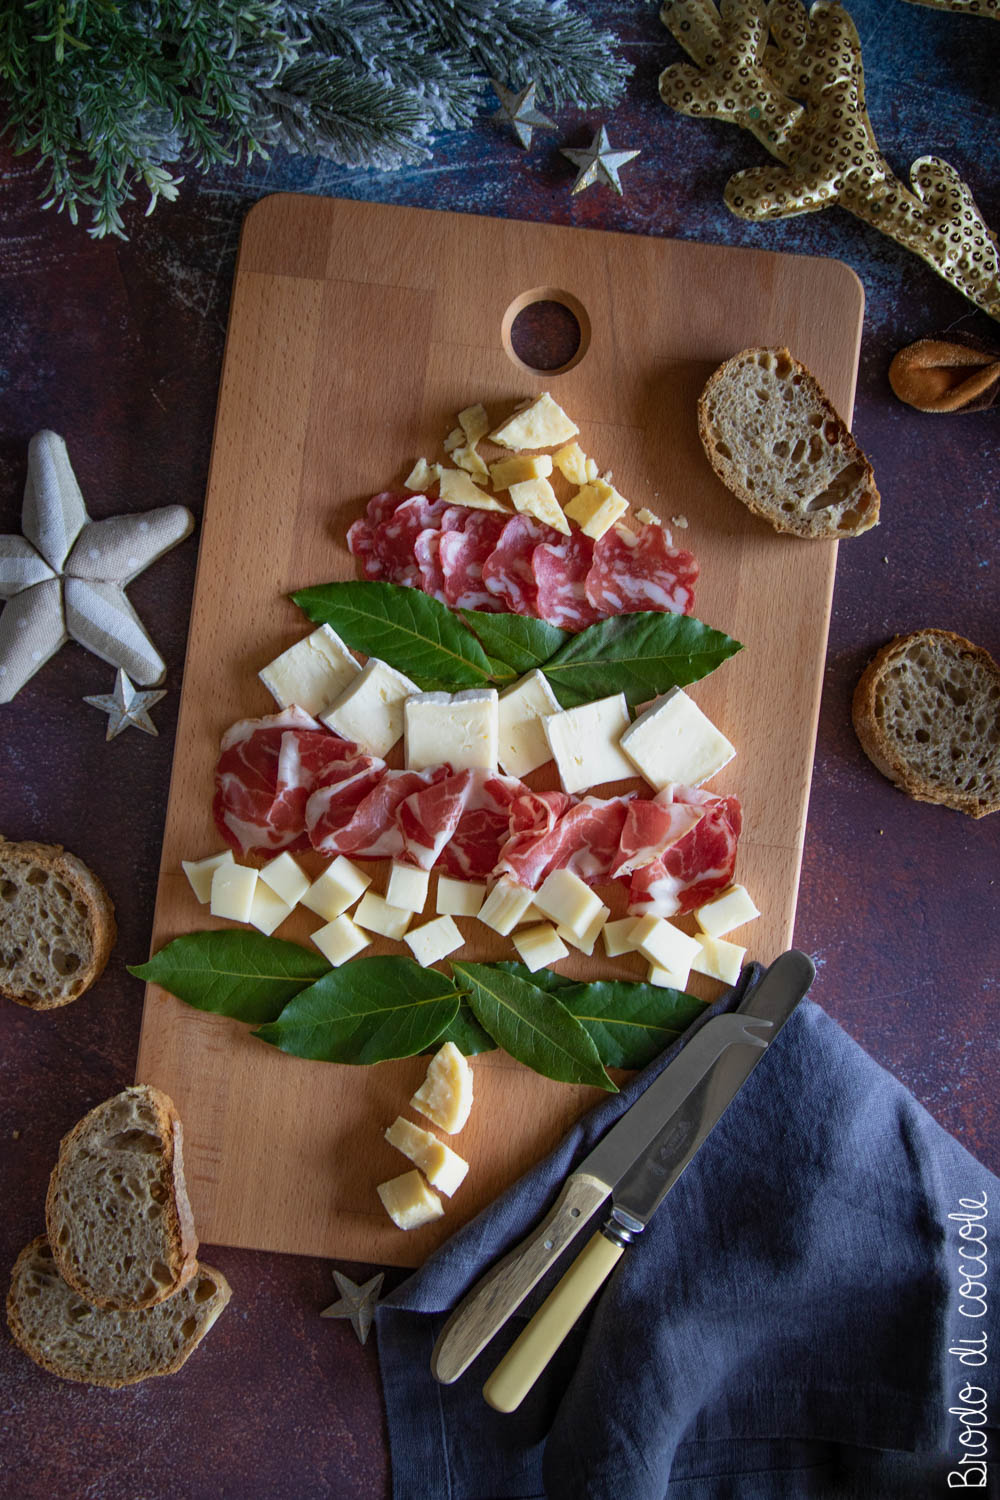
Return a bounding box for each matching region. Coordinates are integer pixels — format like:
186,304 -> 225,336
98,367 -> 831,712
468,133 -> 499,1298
431,950 -> 814,1389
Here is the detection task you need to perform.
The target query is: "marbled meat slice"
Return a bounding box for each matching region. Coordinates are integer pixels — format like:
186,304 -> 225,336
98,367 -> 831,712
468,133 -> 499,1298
371,495 -> 455,587
413,505 -> 468,600
585,522 -> 698,616
497,793 -> 630,888
482,515 -> 561,615
435,770 -> 528,879
532,530 -> 602,630
493,789 -> 576,888
307,766 -> 450,859
439,511 -> 510,612
347,492 -> 410,579
609,793 -> 705,879
627,786 -> 741,918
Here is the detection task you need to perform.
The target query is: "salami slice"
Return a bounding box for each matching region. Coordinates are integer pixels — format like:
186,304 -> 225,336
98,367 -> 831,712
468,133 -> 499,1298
585,522 -> 698,616
371,495 -> 454,587
532,530 -> 601,630
308,765 -> 449,858
627,786 -> 741,917
439,511 -> 509,612
347,492 -> 410,580
482,515 -> 559,615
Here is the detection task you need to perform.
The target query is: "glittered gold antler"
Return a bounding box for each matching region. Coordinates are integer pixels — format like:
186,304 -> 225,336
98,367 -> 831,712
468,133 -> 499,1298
659,0 -> 1000,322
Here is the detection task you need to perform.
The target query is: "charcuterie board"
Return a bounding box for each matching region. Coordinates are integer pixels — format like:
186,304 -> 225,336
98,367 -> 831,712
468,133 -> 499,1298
135,195 -> 864,1267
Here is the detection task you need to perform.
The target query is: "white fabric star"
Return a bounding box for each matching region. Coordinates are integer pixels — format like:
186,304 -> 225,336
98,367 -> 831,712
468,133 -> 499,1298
491,80 -> 556,149
84,667 -> 166,739
0,431 -> 194,704
561,125 -> 641,197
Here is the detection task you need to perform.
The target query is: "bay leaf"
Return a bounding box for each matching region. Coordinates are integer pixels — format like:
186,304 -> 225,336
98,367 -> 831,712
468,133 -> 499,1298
128,931 -> 330,1025
494,961 -> 575,993
540,612 -> 742,708
431,1000 -> 496,1057
558,980 -> 706,1070
460,610 -> 569,679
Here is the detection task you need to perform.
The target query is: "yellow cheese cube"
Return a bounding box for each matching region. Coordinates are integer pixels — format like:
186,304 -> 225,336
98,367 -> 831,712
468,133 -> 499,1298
182,849 -> 234,905
629,916 -> 702,973
258,851 -> 310,908
564,479 -> 630,540
354,891 -> 412,941
552,442 -> 591,486
534,869 -> 603,939
312,914 -> 370,966
437,467 -> 509,511
691,933 -> 746,985
436,877 -> 486,918
647,960 -> 692,991
556,901 -> 609,957
508,476 -> 570,535
695,885 -> 760,938
376,1170 -> 444,1231
210,863 -> 258,924
301,857 -> 371,921
403,915 -> 464,967
489,454 -> 553,489
489,392 -> 579,450
249,882 -> 293,936
411,1041 -> 474,1134
602,917 -> 640,958
513,922 -> 569,971
386,862 -> 431,914
384,1117 -> 469,1196
478,876 -> 535,936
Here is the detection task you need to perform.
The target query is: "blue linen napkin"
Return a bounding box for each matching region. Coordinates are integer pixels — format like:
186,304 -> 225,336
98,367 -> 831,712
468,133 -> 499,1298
376,968 -> 1000,1498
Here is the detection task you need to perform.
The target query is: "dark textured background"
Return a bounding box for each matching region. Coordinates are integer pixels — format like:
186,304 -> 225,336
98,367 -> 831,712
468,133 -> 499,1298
1,4 -> 998,1496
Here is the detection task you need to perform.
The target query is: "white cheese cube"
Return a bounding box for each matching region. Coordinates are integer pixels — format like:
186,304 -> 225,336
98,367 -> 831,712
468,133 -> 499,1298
384,1117 -> 469,1197
602,917 -> 640,958
629,916 -> 702,973
513,922 -> 569,971
534,869 -> 603,939
508,476 -> 570,535
691,933 -> 746,985
258,851 -> 310,908
210,863 -> 258,924
354,891 -> 413,940
489,454 -> 553,489
182,850 -> 234,904
404,689 -> 499,773
249,882 -> 293,936
647,960 -> 692,991
321,657 -> 418,758
312,914 -> 370,967
552,442 -> 591,486
564,479 -> 630,540
477,876 -> 535,936
695,884 -> 760,937
620,688 -> 736,791
411,1041 -> 474,1134
386,862 -> 431,914
543,695 -> 634,793
497,669 -> 561,778
489,392 -> 579,450
436,877 -> 486,918
376,1170 -> 444,1231
258,624 -> 360,716
301,856 -> 371,921
458,403 -> 490,447
437,467 -> 509,511
404,915 -> 463,967
405,457 -> 437,492
556,900 -> 609,957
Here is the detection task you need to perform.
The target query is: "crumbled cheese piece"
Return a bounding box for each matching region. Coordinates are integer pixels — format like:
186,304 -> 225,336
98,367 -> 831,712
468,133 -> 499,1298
405,689 -> 499,773
258,624 -> 361,717
301,857 -> 371,921
210,863 -> 258,924
458,404 -> 490,447
556,900 -> 609,957
444,426 -> 465,452
552,442 -> 592,486
321,658 -> 418,758
411,1041 -> 474,1134
249,881 -> 293,936
629,916 -> 702,973
647,960 -> 692,991
513,922 -> 569,971
404,914 -> 464,967
312,914 -> 370,966
354,891 -> 413,941
377,1170 -> 444,1230
489,392 -> 579,450
620,688 -> 735,791
497,669 -> 561,778
585,458 -> 599,481
489,454 -> 553,489
478,876 -> 534,936
384,1117 -> 469,1196
695,884 -> 760,938
182,850 -> 234,905
436,877 -> 486,918
534,869 -> 603,940
385,862 -> 431,914
635,508 -> 661,527
564,479 -> 629,540
453,445 -> 490,483
405,457 -> 437,492
691,933 -> 746,985
508,476 -> 570,534
671,515 -> 689,529
544,694 -> 634,793
437,467 -> 509,511
258,852 -> 310,908
602,917 -> 640,958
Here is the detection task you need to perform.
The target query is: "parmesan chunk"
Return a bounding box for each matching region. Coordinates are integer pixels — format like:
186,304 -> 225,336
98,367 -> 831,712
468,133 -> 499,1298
508,476 -> 570,534
405,457 -> 437,492
489,454 -> 553,489
564,479 -> 630,540
489,392 -> 579,450
553,442 -> 592,486
384,1117 -> 469,1196
411,1042 -> 474,1135
437,467 -> 509,511
376,1170 -> 444,1231
453,446 -> 490,483
458,404 -> 490,447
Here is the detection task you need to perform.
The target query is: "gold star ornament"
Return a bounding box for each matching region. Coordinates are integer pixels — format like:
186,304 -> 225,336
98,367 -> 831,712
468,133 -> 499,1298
84,667 -> 166,739
561,125 -> 641,196
491,80 -> 555,149
320,1269 -> 384,1345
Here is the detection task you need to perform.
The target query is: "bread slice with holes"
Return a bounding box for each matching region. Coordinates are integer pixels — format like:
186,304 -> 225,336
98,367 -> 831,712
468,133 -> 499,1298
852,630 -> 1000,818
45,1085 -> 199,1310
0,837 -> 116,1009
698,347 -> 880,538
6,1236 -> 230,1387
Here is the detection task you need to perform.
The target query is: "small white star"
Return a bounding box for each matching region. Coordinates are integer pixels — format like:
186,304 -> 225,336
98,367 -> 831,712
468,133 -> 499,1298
84,667 -> 166,740
491,80 -> 555,150
321,1269 -> 384,1345
561,125 -> 641,197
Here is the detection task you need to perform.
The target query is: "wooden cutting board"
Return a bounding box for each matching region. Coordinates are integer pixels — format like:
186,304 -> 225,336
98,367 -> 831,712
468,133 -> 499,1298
135,195 -> 863,1268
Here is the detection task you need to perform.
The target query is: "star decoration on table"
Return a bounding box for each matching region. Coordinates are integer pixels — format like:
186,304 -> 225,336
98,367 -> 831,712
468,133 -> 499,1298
83,667 -> 166,739
320,1269 -> 384,1345
561,125 -> 641,197
491,80 -> 555,149
0,430 -> 194,705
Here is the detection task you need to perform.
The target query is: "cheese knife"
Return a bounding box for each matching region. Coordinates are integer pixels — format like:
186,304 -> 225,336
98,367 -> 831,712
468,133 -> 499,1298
430,949 -> 814,1402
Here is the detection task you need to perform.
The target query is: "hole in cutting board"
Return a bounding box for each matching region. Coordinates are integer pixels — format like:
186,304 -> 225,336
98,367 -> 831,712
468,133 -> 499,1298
502,288 -> 590,375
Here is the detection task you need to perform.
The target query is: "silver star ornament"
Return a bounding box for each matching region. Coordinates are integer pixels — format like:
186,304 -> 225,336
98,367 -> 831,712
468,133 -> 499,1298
320,1270 -> 384,1345
561,125 -> 641,197
491,80 -> 555,149
84,668 -> 166,740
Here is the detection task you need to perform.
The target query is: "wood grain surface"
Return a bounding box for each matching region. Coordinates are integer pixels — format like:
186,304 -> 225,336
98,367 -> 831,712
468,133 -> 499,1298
134,193 -> 863,1267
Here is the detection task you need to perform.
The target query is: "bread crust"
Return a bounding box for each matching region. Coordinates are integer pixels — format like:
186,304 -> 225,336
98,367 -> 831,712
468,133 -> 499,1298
852,629 -> 1000,818
0,837 -> 116,1009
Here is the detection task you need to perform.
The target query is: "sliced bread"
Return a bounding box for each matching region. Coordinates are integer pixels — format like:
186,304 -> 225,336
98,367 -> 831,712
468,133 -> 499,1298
6,1236 -> 230,1388
45,1085 -> 199,1310
0,837 -> 116,1009
852,630 -> 1000,818
697,347 -> 880,538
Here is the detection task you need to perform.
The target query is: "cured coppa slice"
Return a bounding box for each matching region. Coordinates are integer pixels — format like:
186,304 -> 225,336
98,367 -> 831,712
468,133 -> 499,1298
609,793 -> 705,879
370,496 -> 455,587
482,515 -> 561,615
532,531 -> 601,631
497,793 -> 630,889
627,786 -> 741,918
439,512 -> 509,612
585,523 -> 698,617
347,492 -> 410,579
493,790 -> 575,888
307,766 -> 450,859
397,769 -> 527,873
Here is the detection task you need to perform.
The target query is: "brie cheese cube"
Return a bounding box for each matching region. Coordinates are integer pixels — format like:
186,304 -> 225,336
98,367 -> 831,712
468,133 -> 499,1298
411,1041 -> 474,1134
543,695 -> 634,793
602,917 -> 640,958
508,476 -> 570,535
437,467 -> 509,511
497,669 -> 561,778
386,862 -> 431,914
312,914 -> 370,966
552,442 -> 591,486
258,624 -> 360,716
695,884 -> 760,938
405,457 -> 437,492
629,916 -> 702,973
258,851 -> 310,908
249,881 -> 293,936
321,658 -> 418,758
557,900 -> 609,956
513,922 -> 569,971
534,869 -> 603,939
458,403 -> 490,447
436,877 -> 486,918
647,960 -> 692,991
564,479 -> 630,540
384,1117 -> 469,1196
489,392 -> 579,450
620,688 -> 735,791
691,933 -> 746,985
376,1169 -> 444,1231
404,914 -> 464,967
301,856 -> 371,920
182,849 -> 234,905
404,689 -> 499,773
478,876 -> 534,936
489,454 -> 553,490
210,863 -> 258,924
354,891 -> 413,940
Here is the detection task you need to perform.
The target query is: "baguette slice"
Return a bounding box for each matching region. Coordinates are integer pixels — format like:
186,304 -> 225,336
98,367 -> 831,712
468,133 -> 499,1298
852,630 -> 1000,818
0,837 -> 116,1009
698,347 -> 880,538
45,1086 -> 199,1310
6,1237 -> 230,1388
